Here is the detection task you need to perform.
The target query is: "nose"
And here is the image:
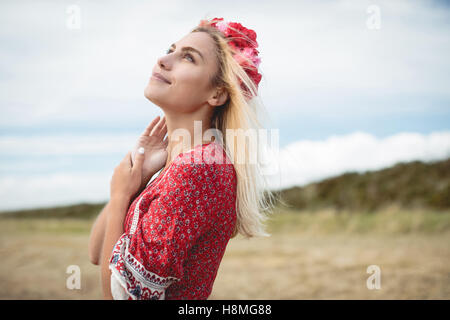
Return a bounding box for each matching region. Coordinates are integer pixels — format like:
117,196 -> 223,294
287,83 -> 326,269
157,54 -> 171,70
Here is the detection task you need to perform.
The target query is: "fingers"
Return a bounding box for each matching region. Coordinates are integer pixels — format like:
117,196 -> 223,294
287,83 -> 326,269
151,116 -> 166,138
120,151 -> 132,169
142,115 -> 167,140
156,120 -> 167,139
132,147 -> 145,173
141,116 -> 161,136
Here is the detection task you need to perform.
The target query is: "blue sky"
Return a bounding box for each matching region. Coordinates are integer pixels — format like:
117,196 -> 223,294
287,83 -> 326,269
0,0 -> 449,211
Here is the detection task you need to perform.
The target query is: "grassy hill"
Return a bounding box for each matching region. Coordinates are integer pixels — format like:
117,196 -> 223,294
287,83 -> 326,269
278,158 -> 450,213
0,202 -> 106,219
1,157 -> 449,219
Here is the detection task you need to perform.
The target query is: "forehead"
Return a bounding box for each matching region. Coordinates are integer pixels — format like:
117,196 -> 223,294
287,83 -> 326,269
175,31 -> 216,64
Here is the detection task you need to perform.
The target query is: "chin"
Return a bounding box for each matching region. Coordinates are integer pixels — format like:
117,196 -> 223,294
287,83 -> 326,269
144,83 -> 165,106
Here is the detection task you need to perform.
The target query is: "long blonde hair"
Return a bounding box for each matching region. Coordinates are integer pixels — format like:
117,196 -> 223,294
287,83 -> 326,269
190,20 -> 281,239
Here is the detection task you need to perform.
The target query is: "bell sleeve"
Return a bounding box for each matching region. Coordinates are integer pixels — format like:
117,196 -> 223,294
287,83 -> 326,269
108,159 -> 220,300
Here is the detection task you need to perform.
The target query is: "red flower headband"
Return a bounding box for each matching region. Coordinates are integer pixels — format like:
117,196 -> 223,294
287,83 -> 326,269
198,17 -> 262,99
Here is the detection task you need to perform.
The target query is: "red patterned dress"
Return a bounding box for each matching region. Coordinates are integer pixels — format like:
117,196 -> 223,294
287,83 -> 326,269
109,141 -> 237,300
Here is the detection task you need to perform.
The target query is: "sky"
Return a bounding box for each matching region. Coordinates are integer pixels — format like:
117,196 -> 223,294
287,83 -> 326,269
0,0 -> 449,211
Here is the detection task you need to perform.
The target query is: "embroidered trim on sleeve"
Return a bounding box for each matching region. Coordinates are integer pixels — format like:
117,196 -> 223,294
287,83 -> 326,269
109,233 -> 180,300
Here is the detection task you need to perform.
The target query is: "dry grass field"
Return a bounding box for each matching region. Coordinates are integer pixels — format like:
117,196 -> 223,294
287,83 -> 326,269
1,204 -> 449,299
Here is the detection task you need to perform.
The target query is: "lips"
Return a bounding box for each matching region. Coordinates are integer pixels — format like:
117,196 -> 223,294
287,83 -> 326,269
152,72 -> 171,84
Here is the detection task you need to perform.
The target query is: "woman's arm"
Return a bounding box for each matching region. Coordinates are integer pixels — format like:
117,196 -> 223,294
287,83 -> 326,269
88,176 -> 154,266
100,196 -> 129,299
88,202 -> 110,265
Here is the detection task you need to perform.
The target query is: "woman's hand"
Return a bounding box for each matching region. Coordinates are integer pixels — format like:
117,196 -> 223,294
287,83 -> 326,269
131,116 -> 169,192
110,147 -> 146,205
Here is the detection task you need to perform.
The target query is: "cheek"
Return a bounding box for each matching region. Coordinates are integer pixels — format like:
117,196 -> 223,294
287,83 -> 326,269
175,70 -> 208,92
169,70 -> 211,104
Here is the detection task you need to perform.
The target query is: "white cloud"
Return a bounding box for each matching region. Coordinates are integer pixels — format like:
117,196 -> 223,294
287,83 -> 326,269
268,130 -> 450,190
1,0 -> 449,211
0,172 -> 111,212
0,0 -> 449,127
0,133 -> 139,156
0,130 -> 449,211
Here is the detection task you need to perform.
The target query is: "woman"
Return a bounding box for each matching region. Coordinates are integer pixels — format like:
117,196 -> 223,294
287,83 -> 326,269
88,17 -> 278,300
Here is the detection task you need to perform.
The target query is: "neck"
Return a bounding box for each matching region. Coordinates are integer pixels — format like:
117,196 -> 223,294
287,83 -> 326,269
163,108 -> 214,167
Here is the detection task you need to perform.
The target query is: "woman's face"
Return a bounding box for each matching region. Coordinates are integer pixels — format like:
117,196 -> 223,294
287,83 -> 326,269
144,31 -> 219,113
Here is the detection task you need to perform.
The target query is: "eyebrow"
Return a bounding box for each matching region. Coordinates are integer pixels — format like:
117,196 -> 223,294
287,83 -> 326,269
170,43 -> 205,62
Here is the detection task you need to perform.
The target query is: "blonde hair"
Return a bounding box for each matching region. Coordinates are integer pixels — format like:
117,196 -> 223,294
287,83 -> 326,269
190,20 -> 282,239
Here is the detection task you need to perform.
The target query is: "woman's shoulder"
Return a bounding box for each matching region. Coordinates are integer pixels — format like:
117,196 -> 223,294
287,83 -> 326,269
172,141 -> 236,184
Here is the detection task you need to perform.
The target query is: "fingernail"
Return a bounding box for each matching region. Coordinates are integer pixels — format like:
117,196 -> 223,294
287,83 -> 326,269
138,147 -> 145,154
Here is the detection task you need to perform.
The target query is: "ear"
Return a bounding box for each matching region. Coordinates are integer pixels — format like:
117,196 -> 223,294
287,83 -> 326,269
207,87 -> 229,107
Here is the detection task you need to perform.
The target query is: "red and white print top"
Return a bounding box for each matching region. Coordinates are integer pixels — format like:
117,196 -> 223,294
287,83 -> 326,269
109,141 -> 237,300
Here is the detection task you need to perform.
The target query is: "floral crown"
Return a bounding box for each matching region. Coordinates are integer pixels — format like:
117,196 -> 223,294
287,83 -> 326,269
198,17 -> 262,99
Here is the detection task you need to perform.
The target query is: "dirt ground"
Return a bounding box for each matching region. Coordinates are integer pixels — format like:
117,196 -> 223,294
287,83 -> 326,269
0,211 -> 449,300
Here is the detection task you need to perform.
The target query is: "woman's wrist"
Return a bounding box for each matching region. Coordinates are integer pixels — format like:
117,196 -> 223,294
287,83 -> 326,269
110,195 -> 131,212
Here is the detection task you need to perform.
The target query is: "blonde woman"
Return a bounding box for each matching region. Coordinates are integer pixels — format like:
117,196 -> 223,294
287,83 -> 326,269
88,17 -> 278,300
